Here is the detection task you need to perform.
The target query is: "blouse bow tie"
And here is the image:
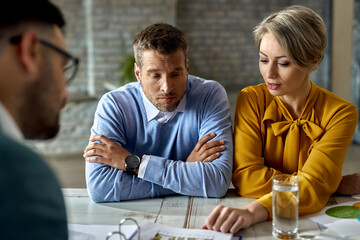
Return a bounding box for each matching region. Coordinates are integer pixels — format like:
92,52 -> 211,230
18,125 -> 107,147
271,119 -> 323,141
271,118 -> 323,172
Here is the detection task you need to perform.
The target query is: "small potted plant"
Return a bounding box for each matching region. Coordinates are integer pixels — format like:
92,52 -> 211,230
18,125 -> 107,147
104,53 -> 136,91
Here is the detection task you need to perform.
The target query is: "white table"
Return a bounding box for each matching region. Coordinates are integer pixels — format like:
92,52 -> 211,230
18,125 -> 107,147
63,188 -> 354,239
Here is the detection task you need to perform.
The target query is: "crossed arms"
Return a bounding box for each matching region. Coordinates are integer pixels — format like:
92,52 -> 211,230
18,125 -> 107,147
84,83 -> 233,202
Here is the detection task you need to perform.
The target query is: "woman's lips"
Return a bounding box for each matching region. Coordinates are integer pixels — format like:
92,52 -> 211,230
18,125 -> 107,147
267,82 -> 280,90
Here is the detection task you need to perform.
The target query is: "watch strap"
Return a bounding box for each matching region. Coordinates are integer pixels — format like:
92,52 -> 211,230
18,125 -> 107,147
126,166 -> 137,175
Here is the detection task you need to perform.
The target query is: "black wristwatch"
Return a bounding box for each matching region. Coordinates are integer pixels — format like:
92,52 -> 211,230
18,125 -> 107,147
125,154 -> 141,175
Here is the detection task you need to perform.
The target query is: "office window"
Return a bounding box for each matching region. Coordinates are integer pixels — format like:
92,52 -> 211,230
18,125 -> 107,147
352,0 -> 360,142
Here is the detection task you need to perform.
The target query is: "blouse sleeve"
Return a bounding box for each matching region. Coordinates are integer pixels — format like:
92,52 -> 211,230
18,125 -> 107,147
232,88 -> 280,206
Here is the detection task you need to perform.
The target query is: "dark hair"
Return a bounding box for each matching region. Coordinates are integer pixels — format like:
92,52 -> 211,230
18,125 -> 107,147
0,1 -> 65,30
133,23 -> 188,68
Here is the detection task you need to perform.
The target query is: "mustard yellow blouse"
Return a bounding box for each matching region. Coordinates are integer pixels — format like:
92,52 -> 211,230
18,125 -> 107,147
232,82 -> 358,218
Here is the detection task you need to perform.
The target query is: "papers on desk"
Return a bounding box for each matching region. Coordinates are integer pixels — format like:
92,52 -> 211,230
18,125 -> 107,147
68,223 -> 137,240
308,200 -> 360,238
352,194 -> 360,200
133,222 -> 233,240
68,222 -> 233,240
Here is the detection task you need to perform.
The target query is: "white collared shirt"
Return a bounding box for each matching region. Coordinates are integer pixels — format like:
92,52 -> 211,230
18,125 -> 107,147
0,101 -> 23,142
138,87 -> 187,178
140,87 -> 186,123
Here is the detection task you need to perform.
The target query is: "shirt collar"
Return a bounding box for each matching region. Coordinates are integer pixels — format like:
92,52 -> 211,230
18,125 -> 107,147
0,101 -> 24,142
140,87 -> 186,122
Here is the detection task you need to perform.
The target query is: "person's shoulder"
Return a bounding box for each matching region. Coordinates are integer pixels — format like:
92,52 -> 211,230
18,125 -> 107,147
0,132 -> 67,239
315,84 -> 358,112
0,132 -> 40,165
0,131 -> 64,186
103,81 -> 140,97
240,83 -> 267,95
235,83 -> 275,110
188,75 -> 224,89
99,82 -> 141,105
187,75 -> 227,99
314,84 -> 358,125
238,83 -> 270,100
0,132 -> 61,186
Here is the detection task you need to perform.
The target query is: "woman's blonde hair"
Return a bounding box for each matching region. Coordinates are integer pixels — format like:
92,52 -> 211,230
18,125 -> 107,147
253,5 -> 327,70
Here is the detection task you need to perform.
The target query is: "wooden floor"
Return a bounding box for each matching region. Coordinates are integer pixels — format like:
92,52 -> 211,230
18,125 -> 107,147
46,143 -> 360,188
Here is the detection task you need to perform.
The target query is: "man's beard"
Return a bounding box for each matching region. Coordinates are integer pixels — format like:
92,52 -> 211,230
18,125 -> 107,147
18,66 -> 63,140
153,93 -> 180,112
143,89 -> 186,113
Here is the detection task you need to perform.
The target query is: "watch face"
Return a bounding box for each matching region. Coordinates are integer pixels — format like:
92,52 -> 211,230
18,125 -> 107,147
125,155 -> 140,169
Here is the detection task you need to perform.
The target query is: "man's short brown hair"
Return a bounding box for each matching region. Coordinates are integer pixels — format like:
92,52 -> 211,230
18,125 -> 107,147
133,23 -> 188,68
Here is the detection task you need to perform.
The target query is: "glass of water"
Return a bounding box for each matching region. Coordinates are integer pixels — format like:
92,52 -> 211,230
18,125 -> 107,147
272,174 -> 299,239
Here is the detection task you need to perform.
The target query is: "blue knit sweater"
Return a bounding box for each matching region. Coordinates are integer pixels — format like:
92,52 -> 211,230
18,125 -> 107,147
86,75 -> 233,202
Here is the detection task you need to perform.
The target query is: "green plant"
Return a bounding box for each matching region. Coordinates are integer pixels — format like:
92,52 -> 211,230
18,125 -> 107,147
118,53 -> 136,86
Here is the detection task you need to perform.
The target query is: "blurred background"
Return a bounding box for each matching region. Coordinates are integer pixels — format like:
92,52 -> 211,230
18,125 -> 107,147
27,0 -> 360,188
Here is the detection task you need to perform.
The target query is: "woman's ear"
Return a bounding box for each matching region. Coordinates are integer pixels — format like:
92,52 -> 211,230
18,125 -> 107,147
313,57 -> 321,65
17,30 -> 41,77
311,57 -> 321,72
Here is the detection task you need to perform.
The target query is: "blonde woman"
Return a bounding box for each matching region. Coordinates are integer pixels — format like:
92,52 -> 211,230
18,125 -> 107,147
203,5 -> 358,233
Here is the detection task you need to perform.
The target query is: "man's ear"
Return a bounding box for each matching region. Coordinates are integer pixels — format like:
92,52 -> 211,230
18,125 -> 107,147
134,62 -> 141,83
17,30 -> 41,77
186,58 -> 190,73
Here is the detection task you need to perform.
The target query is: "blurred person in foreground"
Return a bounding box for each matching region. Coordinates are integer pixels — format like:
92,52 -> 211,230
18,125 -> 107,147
203,5 -> 359,233
0,1 -> 79,239
83,23 -> 233,202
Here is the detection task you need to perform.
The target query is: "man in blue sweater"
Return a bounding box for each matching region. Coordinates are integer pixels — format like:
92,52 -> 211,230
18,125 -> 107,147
84,23 -> 233,202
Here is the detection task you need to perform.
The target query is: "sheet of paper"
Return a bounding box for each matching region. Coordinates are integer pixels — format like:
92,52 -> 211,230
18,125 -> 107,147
132,222 -> 233,240
313,228 -> 346,240
307,200 -> 360,237
325,219 -> 360,238
352,194 -> 360,200
68,223 -> 137,240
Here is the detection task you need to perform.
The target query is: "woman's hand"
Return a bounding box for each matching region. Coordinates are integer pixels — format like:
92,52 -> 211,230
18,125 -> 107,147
336,173 -> 360,195
202,202 -> 269,233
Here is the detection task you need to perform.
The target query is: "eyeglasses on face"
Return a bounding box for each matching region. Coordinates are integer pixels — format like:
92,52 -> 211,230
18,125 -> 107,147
9,35 -> 80,85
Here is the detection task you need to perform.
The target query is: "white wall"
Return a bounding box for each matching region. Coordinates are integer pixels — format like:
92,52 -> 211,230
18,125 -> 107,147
331,0 -> 355,102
